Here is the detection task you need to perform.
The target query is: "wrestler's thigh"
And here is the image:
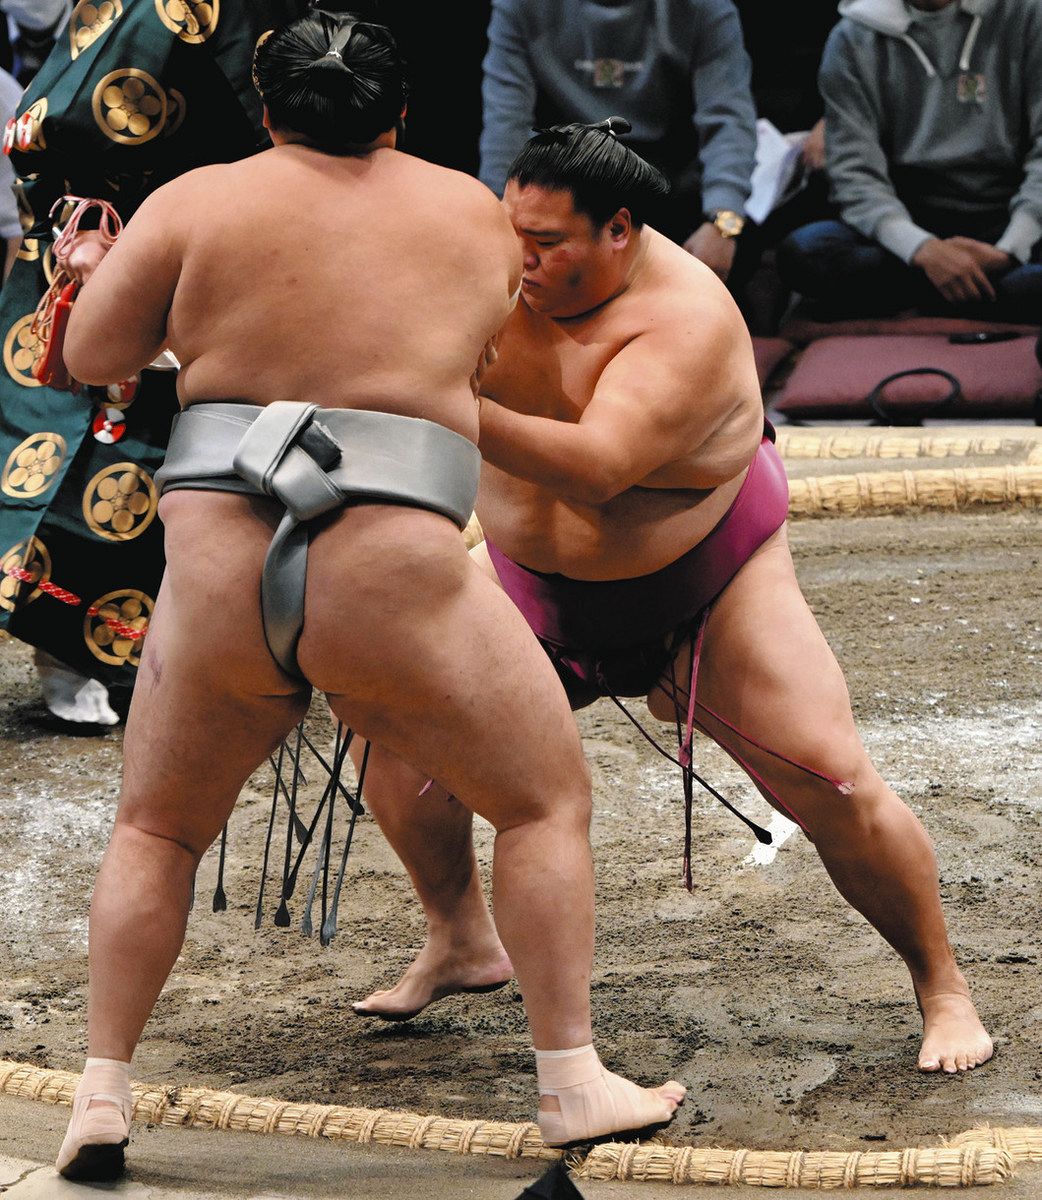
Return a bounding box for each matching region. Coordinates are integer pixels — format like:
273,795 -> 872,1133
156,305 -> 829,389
650,527 -> 877,825
118,498 -> 310,855
468,536 -> 502,585
300,514 -> 588,830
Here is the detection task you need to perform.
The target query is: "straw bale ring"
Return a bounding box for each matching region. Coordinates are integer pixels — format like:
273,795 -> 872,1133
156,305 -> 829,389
777,427 -> 1042,517
775,428 -> 1042,464
2,1059 -> 1034,1188
948,1125 -> 1042,1163
575,1141 -> 1016,1187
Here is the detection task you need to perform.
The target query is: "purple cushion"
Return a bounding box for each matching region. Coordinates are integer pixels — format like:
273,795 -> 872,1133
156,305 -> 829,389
751,337 -> 794,388
773,335 -> 1042,420
780,308 -> 1039,345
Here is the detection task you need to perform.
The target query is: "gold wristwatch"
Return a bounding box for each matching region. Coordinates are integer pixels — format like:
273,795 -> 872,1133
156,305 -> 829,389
712,210 -> 746,239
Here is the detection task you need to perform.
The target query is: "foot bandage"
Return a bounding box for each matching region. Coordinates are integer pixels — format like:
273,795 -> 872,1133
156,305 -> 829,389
56,1058 -> 133,1181
535,1045 -> 681,1147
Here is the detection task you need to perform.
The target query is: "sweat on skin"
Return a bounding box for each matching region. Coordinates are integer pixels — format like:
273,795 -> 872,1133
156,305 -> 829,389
823,0 -> 1042,264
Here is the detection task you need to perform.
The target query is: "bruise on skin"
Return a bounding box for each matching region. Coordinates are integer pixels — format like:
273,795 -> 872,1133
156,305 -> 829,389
140,645 -> 163,691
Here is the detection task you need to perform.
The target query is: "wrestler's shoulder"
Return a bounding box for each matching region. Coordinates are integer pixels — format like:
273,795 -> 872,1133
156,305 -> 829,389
138,161 -> 239,208
384,156 -> 517,245
631,239 -> 747,349
391,154 -> 506,205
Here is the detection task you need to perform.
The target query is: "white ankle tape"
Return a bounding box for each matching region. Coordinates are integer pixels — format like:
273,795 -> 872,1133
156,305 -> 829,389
534,1044 -> 595,1060
535,1044 -> 601,1093
84,1058 -> 131,1073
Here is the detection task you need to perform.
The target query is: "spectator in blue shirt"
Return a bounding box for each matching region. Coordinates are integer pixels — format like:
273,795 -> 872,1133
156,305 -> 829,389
480,0 -> 757,282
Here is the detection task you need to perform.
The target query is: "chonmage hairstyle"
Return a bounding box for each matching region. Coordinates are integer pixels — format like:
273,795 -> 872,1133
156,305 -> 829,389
507,118 -> 671,229
253,12 -> 407,154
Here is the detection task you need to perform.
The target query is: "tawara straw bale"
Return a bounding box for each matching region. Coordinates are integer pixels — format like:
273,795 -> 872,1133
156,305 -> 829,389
948,1125 -> 1042,1163
0,1060 -> 556,1162
576,1143 -> 1014,1188
0,1060 -> 1026,1187
462,510 -> 484,550
776,429 -> 1042,463
787,465 -> 1042,517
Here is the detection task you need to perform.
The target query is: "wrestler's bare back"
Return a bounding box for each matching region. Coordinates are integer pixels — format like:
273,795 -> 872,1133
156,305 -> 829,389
66,144 -> 520,441
478,230 -> 765,580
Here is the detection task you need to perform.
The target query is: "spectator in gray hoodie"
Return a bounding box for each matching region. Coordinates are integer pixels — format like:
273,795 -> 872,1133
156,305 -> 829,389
479,0 -> 757,282
777,0 -> 1042,322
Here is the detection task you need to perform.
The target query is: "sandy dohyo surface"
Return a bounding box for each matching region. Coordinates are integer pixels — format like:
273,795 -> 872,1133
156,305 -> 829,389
0,504 -> 1039,1153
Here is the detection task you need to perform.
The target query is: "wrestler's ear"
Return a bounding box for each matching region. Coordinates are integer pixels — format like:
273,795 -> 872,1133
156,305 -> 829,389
608,207 -> 633,248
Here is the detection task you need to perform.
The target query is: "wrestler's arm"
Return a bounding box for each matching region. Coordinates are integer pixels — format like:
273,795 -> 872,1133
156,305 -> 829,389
479,324 -> 757,504
64,183 -> 183,385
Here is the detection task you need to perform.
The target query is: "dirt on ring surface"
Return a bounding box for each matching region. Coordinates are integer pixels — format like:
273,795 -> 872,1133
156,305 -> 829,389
1,499 -> 1040,1155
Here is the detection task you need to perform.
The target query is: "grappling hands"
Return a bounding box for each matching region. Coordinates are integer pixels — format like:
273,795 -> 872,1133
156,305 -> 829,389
471,333 -> 499,399
54,229 -> 112,287
913,237 -> 1014,304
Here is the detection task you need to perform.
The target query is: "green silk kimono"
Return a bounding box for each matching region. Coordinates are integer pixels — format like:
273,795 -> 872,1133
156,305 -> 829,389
0,0 -> 302,702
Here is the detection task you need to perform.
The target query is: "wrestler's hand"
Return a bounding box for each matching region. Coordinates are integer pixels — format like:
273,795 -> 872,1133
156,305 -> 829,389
682,222 -> 737,282
471,334 -> 499,398
55,229 -> 112,286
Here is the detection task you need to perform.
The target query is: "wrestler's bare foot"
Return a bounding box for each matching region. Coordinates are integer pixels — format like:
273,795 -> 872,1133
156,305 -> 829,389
536,1047 -> 686,1147
917,987 -> 993,1074
352,935 -> 513,1020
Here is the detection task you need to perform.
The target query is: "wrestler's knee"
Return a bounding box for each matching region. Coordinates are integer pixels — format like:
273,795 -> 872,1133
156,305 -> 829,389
784,752 -> 893,844
483,762 -> 592,836
107,814 -> 205,869
646,684 -> 677,723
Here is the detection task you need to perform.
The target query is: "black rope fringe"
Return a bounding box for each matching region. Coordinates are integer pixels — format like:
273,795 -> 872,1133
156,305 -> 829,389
219,720 -> 369,943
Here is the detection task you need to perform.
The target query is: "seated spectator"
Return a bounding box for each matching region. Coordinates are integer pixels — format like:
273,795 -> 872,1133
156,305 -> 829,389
778,0 -> 1042,323
479,0 -> 757,282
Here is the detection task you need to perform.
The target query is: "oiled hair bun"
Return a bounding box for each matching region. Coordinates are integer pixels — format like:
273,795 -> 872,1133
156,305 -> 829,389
253,13 -> 406,153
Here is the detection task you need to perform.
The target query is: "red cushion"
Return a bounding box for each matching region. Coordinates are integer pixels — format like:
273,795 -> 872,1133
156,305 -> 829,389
772,335 -> 1042,420
780,308 -> 1039,345
751,337 -> 794,388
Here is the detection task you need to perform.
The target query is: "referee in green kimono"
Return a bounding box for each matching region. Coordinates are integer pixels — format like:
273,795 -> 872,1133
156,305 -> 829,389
0,0 -> 304,720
